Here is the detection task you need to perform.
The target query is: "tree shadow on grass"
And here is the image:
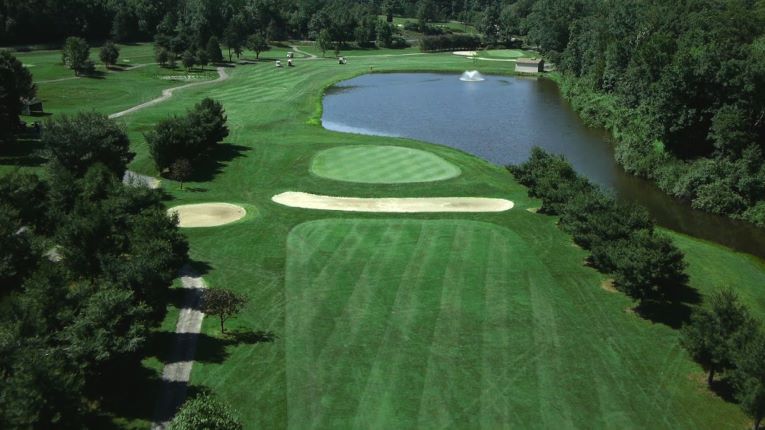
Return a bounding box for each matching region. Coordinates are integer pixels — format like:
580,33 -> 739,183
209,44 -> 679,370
634,283 -> 702,329
84,351 -> 166,428
155,329 -> 276,365
0,138 -> 45,167
83,70 -> 107,79
710,377 -> 737,403
189,143 -> 249,182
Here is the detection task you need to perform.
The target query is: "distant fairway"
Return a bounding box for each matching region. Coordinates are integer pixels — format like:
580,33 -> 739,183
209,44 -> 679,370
310,145 -> 461,183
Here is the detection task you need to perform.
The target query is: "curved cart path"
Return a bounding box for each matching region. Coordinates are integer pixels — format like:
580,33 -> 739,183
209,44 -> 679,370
290,45 -> 318,60
151,265 -> 207,429
109,66 -> 229,119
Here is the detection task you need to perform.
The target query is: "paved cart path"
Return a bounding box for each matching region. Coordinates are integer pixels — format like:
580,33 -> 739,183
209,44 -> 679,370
109,66 -> 229,119
151,266 -> 207,429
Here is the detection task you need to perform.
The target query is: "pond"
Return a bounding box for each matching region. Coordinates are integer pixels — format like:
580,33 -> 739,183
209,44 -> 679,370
322,73 -> 765,260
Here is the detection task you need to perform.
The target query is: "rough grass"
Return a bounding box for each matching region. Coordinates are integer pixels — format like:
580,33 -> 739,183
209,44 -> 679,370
310,145 -> 461,183
3,42 -> 764,429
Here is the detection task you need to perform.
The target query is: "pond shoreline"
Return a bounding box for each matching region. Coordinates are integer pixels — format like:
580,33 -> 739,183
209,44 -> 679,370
322,72 -> 765,260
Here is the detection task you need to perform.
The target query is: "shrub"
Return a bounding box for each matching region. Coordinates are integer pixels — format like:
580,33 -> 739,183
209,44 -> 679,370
559,192 -> 652,249
740,202 -> 765,227
167,393 -> 242,430
604,231 -> 687,301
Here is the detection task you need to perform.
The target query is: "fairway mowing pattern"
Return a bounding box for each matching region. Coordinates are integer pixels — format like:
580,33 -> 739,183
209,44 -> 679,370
286,219 -> 543,429
310,145 -> 461,183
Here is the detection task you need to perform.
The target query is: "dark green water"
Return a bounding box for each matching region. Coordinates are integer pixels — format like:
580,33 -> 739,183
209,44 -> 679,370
322,73 -> 765,259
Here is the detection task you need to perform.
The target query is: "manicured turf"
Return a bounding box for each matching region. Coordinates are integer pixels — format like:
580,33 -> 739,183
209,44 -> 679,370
4,41 -> 765,429
479,49 -> 537,59
279,218 -> 755,429
310,145 -> 461,183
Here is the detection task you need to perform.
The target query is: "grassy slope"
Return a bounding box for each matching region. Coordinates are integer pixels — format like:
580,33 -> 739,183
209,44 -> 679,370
3,44 -> 765,427
310,145 -> 461,183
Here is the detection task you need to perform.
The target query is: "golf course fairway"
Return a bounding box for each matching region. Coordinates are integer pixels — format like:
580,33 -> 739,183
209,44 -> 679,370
13,43 -> 765,429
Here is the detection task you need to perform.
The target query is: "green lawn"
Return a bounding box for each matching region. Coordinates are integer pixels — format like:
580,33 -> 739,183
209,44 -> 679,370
3,43 -> 764,429
479,49 -> 538,59
310,145 -> 461,183
284,218 -> 730,429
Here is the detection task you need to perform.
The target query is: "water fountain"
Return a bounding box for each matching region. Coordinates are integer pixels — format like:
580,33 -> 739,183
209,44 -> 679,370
459,70 -> 485,82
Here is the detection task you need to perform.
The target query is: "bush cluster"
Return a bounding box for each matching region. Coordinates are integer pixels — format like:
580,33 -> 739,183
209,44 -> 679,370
146,98 -> 228,174
419,34 -> 480,52
509,147 -> 688,303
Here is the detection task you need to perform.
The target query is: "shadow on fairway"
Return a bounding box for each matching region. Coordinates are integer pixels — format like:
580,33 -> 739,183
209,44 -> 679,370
635,283 -> 701,329
191,143 -> 249,182
83,70 -> 107,79
0,139 -> 46,167
710,378 -> 737,403
155,329 -> 276,365
83,325 -> 196,428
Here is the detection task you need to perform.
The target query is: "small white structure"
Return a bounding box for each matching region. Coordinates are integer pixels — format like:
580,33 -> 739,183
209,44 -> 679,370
338,56 -> 347,64
275,60 -> 282,67
287,58 -> 293,67
515,58 -> 545,74
287,52 -> 294,58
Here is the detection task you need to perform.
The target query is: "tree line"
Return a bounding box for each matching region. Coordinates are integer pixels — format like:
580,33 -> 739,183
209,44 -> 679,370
510,147 -> 688,304
487,0 -> 765,226
0,0 -> 493,46
510,147 -> 765,429
0,111 -> 189,428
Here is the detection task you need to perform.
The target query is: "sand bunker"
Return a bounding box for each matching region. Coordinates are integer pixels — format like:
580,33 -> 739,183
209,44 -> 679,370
168,203 -> 246,227
272,192 -> 514,213
453,51 -> 477,57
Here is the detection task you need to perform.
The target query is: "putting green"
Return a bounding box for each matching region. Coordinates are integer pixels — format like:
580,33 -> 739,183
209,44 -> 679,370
310,145 -> 461,184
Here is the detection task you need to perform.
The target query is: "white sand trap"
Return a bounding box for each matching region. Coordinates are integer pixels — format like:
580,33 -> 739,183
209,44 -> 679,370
272,192 -> 514,213
453,51 -> 477,57
168,203 -> 246,227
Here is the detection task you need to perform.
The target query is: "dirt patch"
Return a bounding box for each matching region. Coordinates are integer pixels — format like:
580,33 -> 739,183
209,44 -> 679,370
600,279 -> 618,293
271,191 -> 514,213
168,203 -> 246,227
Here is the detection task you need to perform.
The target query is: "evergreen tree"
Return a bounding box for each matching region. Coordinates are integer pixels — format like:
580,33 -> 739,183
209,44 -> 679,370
206,36 -> 224,64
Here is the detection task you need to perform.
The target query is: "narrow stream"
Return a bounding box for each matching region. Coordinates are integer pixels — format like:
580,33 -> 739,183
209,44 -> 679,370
322,73 -> 765,260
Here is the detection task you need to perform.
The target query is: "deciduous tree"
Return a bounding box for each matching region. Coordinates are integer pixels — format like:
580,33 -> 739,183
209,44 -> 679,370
99,41 -> 120,68
202,288 -> 247,334
682,289 -> 757,386
732,332 -> 765,430
247,34 -> 270,59
62,37 -> 94,75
